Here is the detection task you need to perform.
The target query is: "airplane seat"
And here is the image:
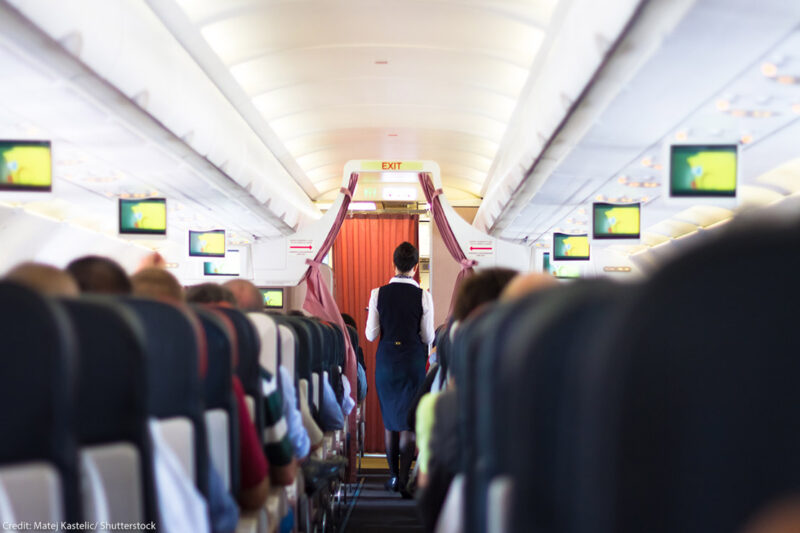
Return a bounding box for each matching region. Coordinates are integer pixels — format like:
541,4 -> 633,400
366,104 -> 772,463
485,281 -> 636,533
119,297 -> 210,497
570,218 -> 800,533
193,308 -> 241,497
216,307 -> 266,442
248,313 -> 281,376
305,320 -> 325,420
0,282 -> 81,523
0,479 -> 14,523
278,318 -> 318,423
60,298 -> 159,528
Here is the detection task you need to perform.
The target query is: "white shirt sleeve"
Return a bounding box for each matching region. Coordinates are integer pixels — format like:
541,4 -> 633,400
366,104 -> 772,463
365,288 -> 380,342
420,289 -> 435,345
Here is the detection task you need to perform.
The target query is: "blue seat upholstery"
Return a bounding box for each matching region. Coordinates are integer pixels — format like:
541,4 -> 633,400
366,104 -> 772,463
193,307 -> 241,497
571,219 -> 800,533
0,282 -> 81,522
61,297 -> 159,528
119,297 -> 210,498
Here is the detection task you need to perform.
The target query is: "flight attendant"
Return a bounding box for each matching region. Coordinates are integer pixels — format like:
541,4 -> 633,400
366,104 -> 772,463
366,242 -> 435,496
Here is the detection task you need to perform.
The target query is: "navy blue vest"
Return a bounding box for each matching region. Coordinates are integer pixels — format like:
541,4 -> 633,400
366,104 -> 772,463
377,282 -> 424,347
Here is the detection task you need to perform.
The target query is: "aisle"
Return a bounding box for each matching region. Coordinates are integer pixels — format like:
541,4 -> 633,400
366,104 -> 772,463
342,470 -> 424,533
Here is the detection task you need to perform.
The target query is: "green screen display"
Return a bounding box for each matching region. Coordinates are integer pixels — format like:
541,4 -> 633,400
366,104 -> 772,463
593,203 -> 640,239
260,288 -> 284,309
189,230 -> 226,257
553,264 -> 580,279
119,198 -> 167,234
203,250 -> 239,276
553,233 -> 590,260
670,144 -> 737,197
0,140 -> 52,191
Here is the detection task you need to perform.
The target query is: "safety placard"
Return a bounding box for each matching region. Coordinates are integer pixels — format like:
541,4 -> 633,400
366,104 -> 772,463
467,240 -> 495,257
288,239 -> 314,256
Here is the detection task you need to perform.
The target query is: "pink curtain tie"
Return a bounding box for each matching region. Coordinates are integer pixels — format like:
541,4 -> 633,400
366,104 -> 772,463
340,187 -> 352,198
305,258 -> 324,268
460,259 -> 478,270
431,188 -> 444,201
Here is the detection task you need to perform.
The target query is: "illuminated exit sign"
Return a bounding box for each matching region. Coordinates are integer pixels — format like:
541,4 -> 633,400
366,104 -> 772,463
361,161 -> 424,172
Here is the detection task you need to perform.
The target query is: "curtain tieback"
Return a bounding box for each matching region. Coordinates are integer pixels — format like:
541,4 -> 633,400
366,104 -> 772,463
340,187 -> 353,198
431,188 -> 444,201
306,258 -> 324,268
460,258 -> 478,270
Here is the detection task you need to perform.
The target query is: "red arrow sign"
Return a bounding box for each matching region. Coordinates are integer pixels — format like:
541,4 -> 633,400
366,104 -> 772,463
290,246 -> 313,250
470,246 -> 493,251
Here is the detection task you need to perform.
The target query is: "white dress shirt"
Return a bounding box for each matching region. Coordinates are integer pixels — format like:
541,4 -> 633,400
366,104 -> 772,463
365,277 -> 435,345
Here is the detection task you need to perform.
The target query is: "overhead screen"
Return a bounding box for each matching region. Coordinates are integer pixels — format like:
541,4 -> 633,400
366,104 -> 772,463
260,288 -> 284,309
553,264 -> 581,279
119,198 -> 167,235
189,230 -> 226,257
203,249 -> 240,276
670,144 -> 737,197
0,140 -> 52,191
593,203 -> 640,239
553,233 -> 590,260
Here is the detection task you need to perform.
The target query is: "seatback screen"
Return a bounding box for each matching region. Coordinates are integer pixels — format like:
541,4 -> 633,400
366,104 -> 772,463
670,144 -> 737,197
203,249 -> 240,276
553,233 -> 590,260
0,140 -> 52,191
189,230 -> 226,257
119,198 -> 167,235
593,203 -> 640,239
260,288 -> 284,309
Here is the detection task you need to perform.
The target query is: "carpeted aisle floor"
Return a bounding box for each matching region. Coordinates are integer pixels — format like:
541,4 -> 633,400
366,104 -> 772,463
343,470 -> 424,533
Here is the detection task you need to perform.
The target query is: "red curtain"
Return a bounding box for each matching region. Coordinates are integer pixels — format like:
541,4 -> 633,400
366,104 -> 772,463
333,214 -> 420,453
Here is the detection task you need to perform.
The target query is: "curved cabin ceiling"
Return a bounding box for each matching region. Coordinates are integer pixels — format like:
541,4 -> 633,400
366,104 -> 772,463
168,0 -> 560,200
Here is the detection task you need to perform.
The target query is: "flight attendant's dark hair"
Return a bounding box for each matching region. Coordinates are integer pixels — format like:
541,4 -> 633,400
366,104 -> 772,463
393,242 -> 419,273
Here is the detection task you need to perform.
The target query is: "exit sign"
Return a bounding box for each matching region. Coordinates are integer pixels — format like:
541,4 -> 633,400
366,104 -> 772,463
361,161 -> 424,172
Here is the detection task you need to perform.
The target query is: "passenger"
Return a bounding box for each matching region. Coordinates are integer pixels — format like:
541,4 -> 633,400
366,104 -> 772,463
223,279 -> 300,486
366,242 -> 435,497
416,268 -> 518,532
66,255 -> 132,294
136,251 -> 168,272
499,271 -> 559,302
3,262 -> 79,297
130,268 -> 240,533
186,283 -> 237,306
131,267 -> 184,303
186,286 -> 271,510
341,313 -> 368,404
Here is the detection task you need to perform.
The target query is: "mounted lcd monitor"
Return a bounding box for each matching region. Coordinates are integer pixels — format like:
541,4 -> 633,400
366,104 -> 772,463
260,288 -> 284,309
203,249 -> 240,276
542,252 -> 552,274
189,229 -> 226,257
593,203 -> 641,240
553,233 -> 590,261
669,144 -> 738,197
0,140 -> 52,191
119,198 -> 167,235
553,264 -> 581,279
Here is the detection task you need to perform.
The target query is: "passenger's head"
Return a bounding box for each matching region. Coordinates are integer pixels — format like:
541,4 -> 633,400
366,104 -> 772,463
341,313 -> 357,331
66,255 -> 131,294
223,279 -> 263,312
131,268 -> 184,303
136,251 -> 167,272
452,268 -> 518,321
741,497 -> 800,533
393,242 -> 419,274
4,262 -> 80,297
500,271 -> 559,302
186,282 -> 236,307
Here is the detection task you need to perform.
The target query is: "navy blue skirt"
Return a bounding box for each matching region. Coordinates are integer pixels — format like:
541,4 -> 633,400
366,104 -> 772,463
375,340 -> 427,431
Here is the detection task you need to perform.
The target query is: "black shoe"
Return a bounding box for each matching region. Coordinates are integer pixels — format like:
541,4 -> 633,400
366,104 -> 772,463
399,486 -> 413,499
384,476 -> 399,492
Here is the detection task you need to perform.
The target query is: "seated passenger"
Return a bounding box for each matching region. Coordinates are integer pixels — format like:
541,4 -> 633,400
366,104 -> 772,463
4,262 -> 79,297
66,255 -> 132,294
341,313 -> 368,404
130,268 -> 239,533
187,284 -> 272,510
416,268 -> 520,532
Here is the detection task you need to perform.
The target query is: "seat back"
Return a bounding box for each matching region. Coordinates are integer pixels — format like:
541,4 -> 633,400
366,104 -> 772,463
0,282 -> 81,523
193,307 -> 240,496
249,313 -> 281,376
572,219 -> 800,533
119,297 -> 210,498
61,298 -> 158,528
277,325 -> 297,388
216,307 -> 265,437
